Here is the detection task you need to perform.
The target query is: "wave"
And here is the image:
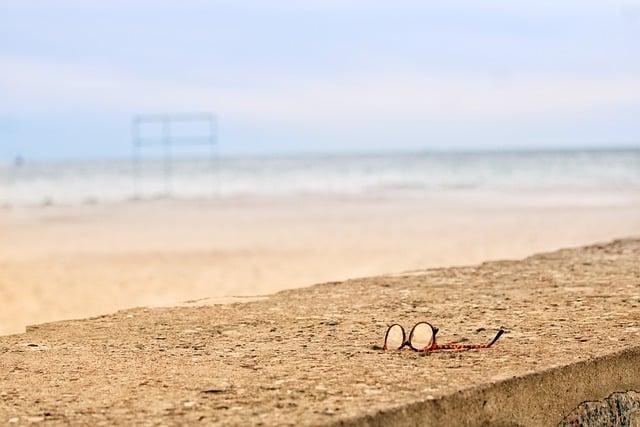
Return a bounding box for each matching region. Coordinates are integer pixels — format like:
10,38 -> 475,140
1,150 -> 639,207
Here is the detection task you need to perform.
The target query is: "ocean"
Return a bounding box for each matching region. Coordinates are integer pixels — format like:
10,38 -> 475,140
1,149 -> 639,207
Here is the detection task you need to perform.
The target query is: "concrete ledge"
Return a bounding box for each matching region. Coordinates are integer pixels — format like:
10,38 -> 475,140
1,238 -> 639,426
346,345 -> 640,426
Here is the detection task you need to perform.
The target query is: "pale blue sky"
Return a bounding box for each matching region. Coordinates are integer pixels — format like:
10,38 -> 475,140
1,0 -> 640,159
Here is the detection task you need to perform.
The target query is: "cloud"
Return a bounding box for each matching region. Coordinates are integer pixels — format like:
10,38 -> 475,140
6,0 -> 638,11
2,57 -> 640,128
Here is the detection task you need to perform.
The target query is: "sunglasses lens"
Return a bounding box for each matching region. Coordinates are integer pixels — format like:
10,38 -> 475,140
385,325 -> 404,350
410,323 -> 434,350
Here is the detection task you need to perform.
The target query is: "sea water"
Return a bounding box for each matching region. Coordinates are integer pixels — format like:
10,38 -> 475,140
1,149 -> 639,207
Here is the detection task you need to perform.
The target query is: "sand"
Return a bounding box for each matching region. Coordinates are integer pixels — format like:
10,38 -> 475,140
1,239 -> 639,426
1,188 -> 639,336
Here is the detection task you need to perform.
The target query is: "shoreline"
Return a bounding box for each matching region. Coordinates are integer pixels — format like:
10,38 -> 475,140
2,184 -> 639,210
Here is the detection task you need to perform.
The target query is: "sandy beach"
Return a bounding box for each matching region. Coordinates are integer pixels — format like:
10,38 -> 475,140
1,188 -> 639,336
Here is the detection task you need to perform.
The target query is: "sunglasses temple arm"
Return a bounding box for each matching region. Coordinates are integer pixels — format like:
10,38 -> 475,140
436,329 -> 505,350
488,329 -> 505,347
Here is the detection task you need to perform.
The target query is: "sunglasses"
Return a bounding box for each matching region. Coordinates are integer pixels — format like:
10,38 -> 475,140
383,322 -> 505,352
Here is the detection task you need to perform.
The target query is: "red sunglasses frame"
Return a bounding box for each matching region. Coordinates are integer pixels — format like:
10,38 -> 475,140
383,321 -> 505,352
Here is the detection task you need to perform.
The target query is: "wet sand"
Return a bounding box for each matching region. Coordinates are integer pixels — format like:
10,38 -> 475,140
1,189 -> 639,335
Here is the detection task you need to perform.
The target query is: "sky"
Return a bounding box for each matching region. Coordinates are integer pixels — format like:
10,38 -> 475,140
1,0 -> 640,160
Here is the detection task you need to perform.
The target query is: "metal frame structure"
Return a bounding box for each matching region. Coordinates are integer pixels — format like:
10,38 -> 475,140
132,113 -> 217,198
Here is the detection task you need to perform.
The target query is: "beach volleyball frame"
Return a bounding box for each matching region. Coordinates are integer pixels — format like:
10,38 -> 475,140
131,113 -> 218,198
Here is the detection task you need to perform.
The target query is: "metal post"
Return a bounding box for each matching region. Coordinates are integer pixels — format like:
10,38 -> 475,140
163,116 -> 171,197
209,114 -> 218,196
132,117 -> 140,200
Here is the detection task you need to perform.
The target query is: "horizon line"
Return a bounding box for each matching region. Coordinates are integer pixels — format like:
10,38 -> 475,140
1,144 -> 639,165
